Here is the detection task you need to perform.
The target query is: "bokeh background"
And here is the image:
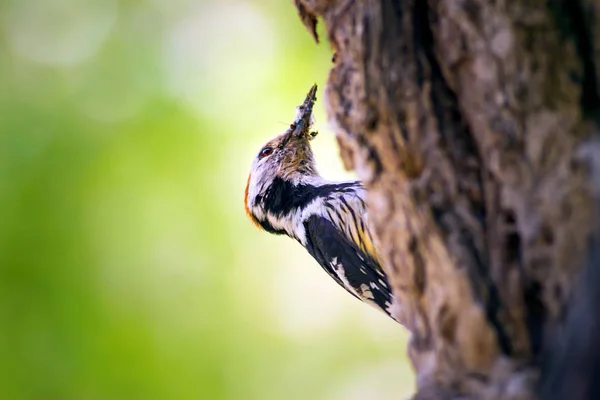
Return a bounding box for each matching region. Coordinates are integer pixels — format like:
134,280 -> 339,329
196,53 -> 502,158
0,0 -> 414,398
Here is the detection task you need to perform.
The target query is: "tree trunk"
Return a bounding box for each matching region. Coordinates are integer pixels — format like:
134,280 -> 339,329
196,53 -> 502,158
294,0 -> 600,399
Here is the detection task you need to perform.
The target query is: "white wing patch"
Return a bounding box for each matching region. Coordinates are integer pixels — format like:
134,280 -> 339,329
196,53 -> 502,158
359,284 -> 375,300
331,258 -> 381,305
330,257 -> 360,298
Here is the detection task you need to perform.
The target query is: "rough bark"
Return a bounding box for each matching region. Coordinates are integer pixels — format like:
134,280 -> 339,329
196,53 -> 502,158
293,1 -> 600,399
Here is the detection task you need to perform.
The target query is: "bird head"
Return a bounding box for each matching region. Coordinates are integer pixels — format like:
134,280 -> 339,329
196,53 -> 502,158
244,84 -> 320,229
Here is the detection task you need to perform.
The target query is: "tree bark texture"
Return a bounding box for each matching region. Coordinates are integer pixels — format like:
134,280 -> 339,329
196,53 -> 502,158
294,1 -> 600,399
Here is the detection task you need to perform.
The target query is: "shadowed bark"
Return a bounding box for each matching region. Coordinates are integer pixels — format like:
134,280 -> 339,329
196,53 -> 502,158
293,0 -> 600,398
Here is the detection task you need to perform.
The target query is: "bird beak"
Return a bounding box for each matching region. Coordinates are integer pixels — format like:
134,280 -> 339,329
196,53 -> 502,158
291,83 -> 317,139
281,84 -> 318,147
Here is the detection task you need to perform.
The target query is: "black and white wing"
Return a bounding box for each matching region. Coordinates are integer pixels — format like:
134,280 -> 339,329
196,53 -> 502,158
302,214 -> 393,317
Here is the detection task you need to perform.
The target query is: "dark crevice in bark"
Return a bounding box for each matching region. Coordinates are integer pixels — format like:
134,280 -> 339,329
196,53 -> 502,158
356,134 -> 383,177
504,211 -> 521,264
549,0 -> 600,122
524,280 -> 546,357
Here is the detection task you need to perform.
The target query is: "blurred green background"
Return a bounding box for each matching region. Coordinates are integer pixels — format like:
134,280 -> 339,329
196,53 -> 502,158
0,0 -> 413,398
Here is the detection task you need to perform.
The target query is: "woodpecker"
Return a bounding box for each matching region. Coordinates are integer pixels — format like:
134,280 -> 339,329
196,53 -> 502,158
244,84 -> 395,319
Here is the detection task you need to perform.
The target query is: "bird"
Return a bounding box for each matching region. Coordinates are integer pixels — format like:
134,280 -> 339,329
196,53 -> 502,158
244,84 -> 395,320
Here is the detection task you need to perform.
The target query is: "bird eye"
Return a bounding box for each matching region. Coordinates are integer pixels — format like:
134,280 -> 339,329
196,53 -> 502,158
259,147 -> 273,158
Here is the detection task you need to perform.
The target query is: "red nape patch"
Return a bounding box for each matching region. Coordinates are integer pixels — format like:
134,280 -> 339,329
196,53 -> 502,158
244,174 -> 261,228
